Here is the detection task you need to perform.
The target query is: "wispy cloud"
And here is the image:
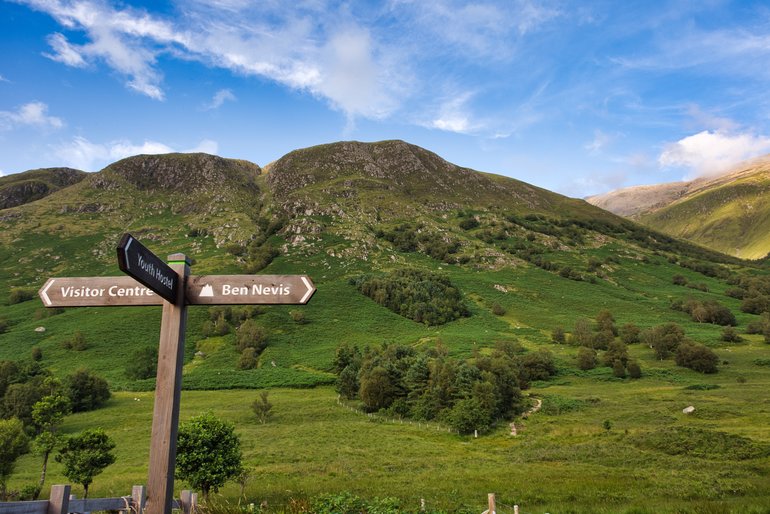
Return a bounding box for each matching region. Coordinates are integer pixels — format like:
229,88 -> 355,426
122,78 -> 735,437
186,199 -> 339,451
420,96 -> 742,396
659,130 -> 770,179
0,75 -> 9,83
52,136 -> 219,171
203,89 -> 236,110
0,101 -> 64,130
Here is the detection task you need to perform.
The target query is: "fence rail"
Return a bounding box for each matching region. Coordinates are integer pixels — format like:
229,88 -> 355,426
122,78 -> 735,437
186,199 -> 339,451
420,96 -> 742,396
0,485 -> 197,514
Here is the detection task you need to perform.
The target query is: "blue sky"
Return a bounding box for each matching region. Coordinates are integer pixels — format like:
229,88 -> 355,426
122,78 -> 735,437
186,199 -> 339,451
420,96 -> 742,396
3,0 -> 770,197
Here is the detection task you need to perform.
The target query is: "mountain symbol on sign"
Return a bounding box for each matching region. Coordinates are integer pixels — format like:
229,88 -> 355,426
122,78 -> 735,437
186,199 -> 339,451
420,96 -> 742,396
199,284 -> 214,297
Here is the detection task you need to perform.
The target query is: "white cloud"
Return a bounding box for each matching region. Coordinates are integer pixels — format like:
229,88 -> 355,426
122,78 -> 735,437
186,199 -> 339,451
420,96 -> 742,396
659,130 -> 770,179
0,75 -> 9,83
585,130 -> 613,154
429,93 -> 476,133
203,89 -> 236,110
53,136 -> 219,171
44,32 -> 87,67
0,169 -> 5,177
0,101 -> 64,130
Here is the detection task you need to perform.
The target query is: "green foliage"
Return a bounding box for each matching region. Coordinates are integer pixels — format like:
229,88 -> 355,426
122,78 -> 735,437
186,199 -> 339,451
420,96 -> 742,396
176,412 -> 243,498
721,326 -> 743,343
66,369 -> 111,413
551,326 -> 566,344
235,319 -> 267,354
0,417 -> 29,500
8,288 -> 36,305
30,347 -> 42,362
619,323 -> 641,344
675,341 -> 719,374
447,398 -> 491,435
575,347 -> 597,370
627,360 -> 642,379
672,298 -> 737,326
353,269 -> 470,326
237,348 -> 258,370
125,346 -> 158,380
251,391 -> 272,424
643,323 -> 686,360
55,428 -> 116,498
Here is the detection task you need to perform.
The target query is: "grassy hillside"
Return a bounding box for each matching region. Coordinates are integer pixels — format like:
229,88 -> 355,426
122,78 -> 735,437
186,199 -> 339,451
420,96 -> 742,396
0,167 -> 86,209
2,141 -> 770,512
588,158 -> 770,260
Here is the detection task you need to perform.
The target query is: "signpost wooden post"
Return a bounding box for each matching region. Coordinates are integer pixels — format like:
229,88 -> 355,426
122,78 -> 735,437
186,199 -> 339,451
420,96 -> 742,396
37,233 -> 316,514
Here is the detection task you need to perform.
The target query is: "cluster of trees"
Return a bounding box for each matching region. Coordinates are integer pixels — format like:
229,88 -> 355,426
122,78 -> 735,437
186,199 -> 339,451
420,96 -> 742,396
0,360 -> 112,500
352,269 -> 470,326
671,298 -> 737,326
333,341 -> 557,435
199,306 -> 269,370
557,310 -> 721,375
375,223 -> 462,264
746,313 -> 770,343
557,311 -> 642,378
727,275 -> 770,315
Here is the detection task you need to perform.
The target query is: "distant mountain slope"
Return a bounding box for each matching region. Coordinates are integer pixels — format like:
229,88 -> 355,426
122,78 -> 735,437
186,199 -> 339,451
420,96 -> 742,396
587,157 -> 770,259
0,167 -> 86,209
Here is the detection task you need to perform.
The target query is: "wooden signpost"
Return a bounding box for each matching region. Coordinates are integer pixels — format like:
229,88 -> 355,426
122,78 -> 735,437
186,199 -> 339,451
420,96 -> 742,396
37,233 -> 316,514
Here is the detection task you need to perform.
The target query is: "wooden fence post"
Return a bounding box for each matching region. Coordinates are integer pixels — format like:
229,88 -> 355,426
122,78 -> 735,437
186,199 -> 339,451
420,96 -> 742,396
47,485 -> 70,514
131,485 -> 147,514
487,493 -> 496,514
179,490 -> 197,514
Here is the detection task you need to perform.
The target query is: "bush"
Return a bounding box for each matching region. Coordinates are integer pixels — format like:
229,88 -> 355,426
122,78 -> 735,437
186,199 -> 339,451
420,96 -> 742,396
576,347 -> 597,370
31,347 -> 42,362
551,326 -> 566,344
519,349 -> 557,382
721,327 -> 743,343
619,323 -> 641,344
66,369 -> 111,412
237,348 -> 258,370
235,319 -> 267,354
627,360 -> 642,379
491,303 -> 506,316
9,288 -> 36,305
448,398 -> 492,435
612,359 -> 627,378
126,346 -> 158,380
459,218 -> 480,230
675,341 -> 719,374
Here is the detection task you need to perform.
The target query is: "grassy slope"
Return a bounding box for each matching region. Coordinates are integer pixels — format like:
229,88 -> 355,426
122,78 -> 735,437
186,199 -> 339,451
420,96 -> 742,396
2,144 -> 770,512
637,164 -> 770,260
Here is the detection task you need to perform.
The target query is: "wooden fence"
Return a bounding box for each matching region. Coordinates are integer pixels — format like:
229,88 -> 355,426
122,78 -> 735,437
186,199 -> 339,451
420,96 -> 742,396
0,485 -> 197,514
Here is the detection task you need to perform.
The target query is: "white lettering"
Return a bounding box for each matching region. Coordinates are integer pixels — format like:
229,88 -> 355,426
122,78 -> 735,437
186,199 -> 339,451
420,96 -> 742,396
251,284 -> 291,296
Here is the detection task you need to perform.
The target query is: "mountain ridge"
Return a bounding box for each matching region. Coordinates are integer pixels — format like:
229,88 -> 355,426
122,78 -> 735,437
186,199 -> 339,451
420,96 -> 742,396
587,156 -> 770,259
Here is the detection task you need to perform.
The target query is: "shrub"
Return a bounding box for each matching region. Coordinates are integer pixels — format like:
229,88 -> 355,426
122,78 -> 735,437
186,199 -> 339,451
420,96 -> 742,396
619,323 -> 641,344
237,348 -> 258,370
491,303 -> 506,316
519,349 -> 557,382
126,346 -> 158,380
31,347 -> 42,362
66,369 -> 110,412
675,341 -> 719,374
721,326 -> 743,343
9,288 -> 36,305
235,319 -> 267,354
459,218 -> 480,230
289,310 -> 307,324
627,360 -> 642,379
551,326 -> 566,344
612,359 -> 627,378
576,347 -> 597,370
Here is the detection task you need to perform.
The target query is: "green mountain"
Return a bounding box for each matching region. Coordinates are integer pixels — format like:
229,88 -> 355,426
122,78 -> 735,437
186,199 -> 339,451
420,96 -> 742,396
0,167 -> 86,210
587,157 -> 770,260
2,141 -> 770,511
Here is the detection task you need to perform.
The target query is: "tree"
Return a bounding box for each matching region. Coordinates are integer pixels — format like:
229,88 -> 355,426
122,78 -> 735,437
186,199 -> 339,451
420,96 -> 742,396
619,323 -> 641,344
0,418 -> 29,500
235,319 -> 267,353
176,413 -> 243,499
55,428 -> 116,498
66,369 -> 110,412
569,318 -> 593,346
576,347 -> 597,370
448,398 -> 492,435
675,341 -> 719,374
359,366 -> 396,411
126,346 -> 158,380
32,393 -> 71,495
551,326 -> 566,344
251,391 -> 273,424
